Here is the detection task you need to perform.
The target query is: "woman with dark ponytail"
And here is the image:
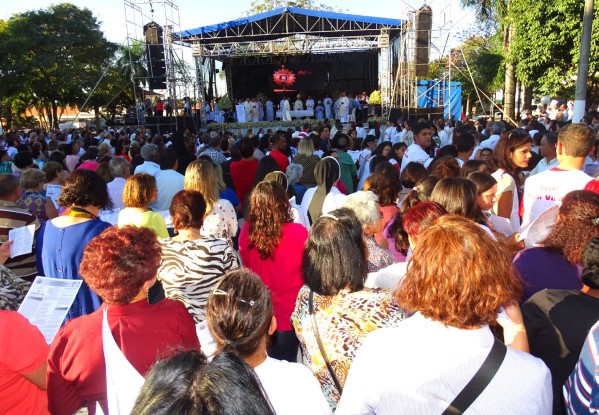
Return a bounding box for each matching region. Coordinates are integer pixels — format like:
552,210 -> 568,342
206,269 -> 331,414
523,235 -> 599,415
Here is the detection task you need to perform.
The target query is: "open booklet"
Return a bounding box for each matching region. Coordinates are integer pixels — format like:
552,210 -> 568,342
518,204 -> 559,248
18,277 -> 82,344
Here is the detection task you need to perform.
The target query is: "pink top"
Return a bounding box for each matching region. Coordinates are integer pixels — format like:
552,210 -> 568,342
239,222 -> 308,331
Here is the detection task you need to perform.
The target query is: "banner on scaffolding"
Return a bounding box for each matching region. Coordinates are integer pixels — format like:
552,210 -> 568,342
416,80 -> 462,121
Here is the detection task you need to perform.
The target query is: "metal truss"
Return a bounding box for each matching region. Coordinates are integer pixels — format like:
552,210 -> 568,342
182,12 -> 402,45
216,50 -> 377,66
192,35 -> 382,60
124,0 -> 186,128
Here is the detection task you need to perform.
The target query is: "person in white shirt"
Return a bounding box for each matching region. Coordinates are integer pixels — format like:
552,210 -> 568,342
106,156 -> 130,209
528,131 -> 558,176
336,215 -> 552,415
490,129 -> 532,234
521,123 -> 599,229
294,96 -> 304,111
481,121 -> 505,150
400,121 -> 434,173
153,149 -> 184,212
300,157 -> 347,225
206,269 -> 332,415
134,143 -> 160,177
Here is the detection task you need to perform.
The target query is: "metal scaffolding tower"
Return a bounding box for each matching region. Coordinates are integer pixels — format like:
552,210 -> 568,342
124,0 -> 186,128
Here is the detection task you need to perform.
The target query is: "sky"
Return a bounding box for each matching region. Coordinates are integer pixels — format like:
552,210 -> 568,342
0,0 -> 477,50
1,0 -> 478,97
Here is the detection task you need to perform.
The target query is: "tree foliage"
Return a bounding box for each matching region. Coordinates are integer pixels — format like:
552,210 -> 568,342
0,3 -> 117,128
510,0 -> 599,97
246,0 -> 344,15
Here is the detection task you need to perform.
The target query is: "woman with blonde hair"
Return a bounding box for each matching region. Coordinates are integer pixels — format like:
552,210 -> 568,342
337,215 -> 551,415
185,159 -> 237,241
293,137 -> 320,187
117,173 -> 169,238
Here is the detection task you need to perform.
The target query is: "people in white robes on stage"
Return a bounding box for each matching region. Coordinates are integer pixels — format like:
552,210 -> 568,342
324,95 -> 333,120
251,99 -> 260,122
294,96 -> 304,111
315,101 -> 324,120
266,99 -> 275,121
283,97 -> 292,121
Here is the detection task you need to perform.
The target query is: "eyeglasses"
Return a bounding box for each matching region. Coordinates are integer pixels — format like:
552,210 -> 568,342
212,289 -> 255,307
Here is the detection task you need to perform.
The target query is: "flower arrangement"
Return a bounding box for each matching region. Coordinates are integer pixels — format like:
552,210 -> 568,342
369,90 -> 382,105
217,96 -> 232,111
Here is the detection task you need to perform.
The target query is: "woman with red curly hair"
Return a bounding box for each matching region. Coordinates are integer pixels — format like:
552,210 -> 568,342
337,215 -> 552,415
239,180 -> 308,362
514,189 -> 599,303
47,226 -> 199,415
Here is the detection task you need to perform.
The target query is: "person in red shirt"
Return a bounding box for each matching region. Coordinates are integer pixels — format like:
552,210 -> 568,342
47,226 -> 200,415
239,181 -> 308,363
0,311 -> 49,415
269,132 -> 290,172
230,138 -> 259,209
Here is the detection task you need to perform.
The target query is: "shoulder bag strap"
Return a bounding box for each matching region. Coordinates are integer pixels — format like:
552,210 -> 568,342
309,289 -> 344,394
442,336 -> 507,415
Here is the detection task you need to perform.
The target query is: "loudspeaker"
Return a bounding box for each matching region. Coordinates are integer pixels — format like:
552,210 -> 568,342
414,6 -> 432,78
144,22 -> 167,90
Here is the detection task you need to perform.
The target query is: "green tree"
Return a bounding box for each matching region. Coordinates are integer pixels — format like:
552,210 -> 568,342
510,0 -> 599,100
246,0 -> 344,15
0,3 -> 117,129
460,0 -> 518,122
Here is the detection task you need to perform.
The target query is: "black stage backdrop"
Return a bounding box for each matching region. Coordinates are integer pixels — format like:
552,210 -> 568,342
229,52 -> 378,101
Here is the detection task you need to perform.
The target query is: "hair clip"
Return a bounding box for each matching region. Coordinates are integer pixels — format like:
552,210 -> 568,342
212,289 -> 255,307
592,218 -> 599,226
321,213 -> 339,221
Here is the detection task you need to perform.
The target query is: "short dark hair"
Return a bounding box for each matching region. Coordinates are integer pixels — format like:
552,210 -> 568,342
159,149 -> 178,170
170,190 -> 206,230
455,133 -> 476,153
0,174 -> 20,198
303,208 -> 368,295
13,151 -> 34,169
239,138 -> 254,158
413,121 -> 432,136
132,349 -> 206,415
57,169 -> 112,209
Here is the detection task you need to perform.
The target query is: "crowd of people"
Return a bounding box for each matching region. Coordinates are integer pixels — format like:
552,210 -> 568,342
1,108 -> 599,414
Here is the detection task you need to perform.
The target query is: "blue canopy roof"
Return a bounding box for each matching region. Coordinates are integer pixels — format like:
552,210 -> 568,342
178,7 -> 405,42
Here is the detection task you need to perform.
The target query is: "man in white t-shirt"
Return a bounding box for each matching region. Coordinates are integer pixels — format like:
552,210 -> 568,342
400,122 -> 434,173
521,124 -> 599,229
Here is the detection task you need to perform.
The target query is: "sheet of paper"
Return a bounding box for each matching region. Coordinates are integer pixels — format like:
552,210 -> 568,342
518,204 -> 559,248
45,184 -> 62,209
18,276 -> 82,344
487,214 -> 514,237
8,224 -> 36,258
157,210 -> 173,228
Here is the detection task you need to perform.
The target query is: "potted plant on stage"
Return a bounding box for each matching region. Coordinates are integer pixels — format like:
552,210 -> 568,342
369,90 -> 382,117
218,95 -> 233,122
